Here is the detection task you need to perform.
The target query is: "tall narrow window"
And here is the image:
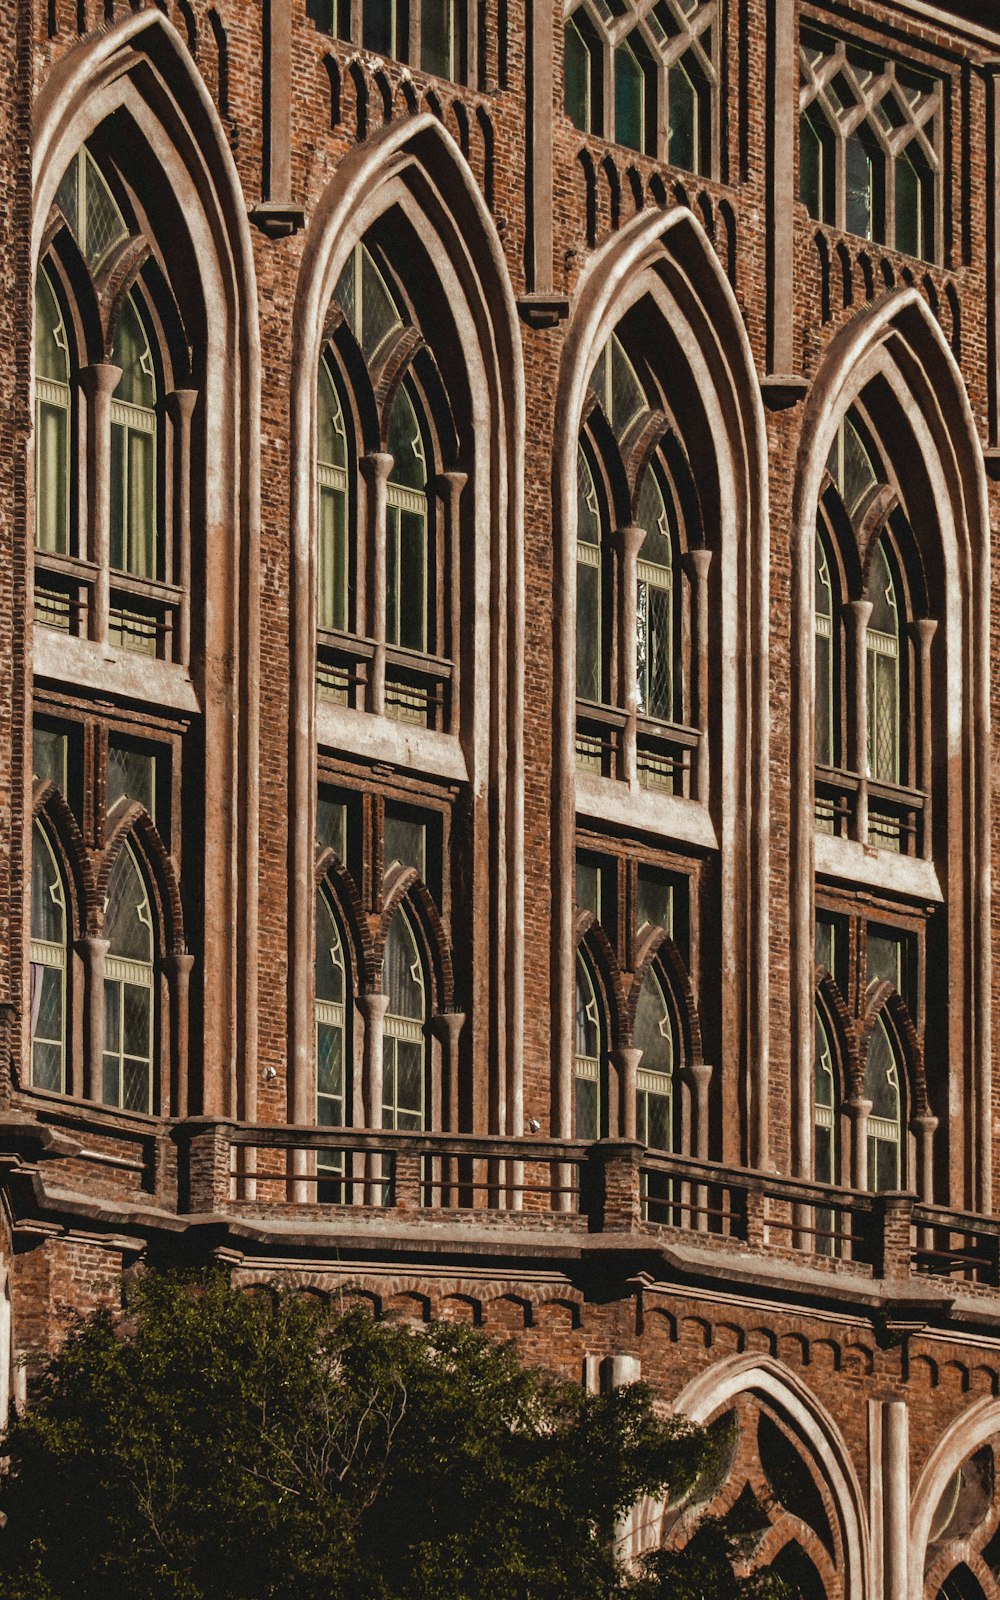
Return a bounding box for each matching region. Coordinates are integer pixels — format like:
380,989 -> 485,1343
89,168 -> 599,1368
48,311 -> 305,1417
574,953 -> 602,1140
895,143 -> 934,261
635,972 -> 673,1151
111,295 -> 157,580
317,362 -> 349,633
386,384 -> 429,655
30,824 -> 67,1094
383,910 -> 426,1131
565,9 -> 602,135
34,269 -> 71,557
55,146 -> 128,273
814,1011 -> 836,1185
800,108 -> 835,224
668,51 -> 710,175
814,536 -> 834,767
363,0 -> 407,58
576,446 -> 603,701
845,127 -> 885,243
865,1016 -> 902,1190
636,468 -> 674,723
422,0 -> 465,80
866,538 -> 901,785
316,894 -> 347,1131
615,33 -> 655,154
103,844 -> 155,1114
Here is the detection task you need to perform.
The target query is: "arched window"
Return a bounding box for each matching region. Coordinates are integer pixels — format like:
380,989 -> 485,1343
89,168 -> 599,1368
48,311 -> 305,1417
383,909 -> 426,1131
317,361 -> 350,634
110,293 -> 158,582
636,467 -> 674,723
30,823 -> 67,1094
574,951 -> 603,1140
813,1009 -> 836,1186
565,8 -> 602,135
634,971 -> 673,1151
614,32 -> 655,154
386,383 -> 430,655
576,445 -> 603,702
866,537 -> 901,786
316,892 -> 347,1131
865,1014 -> 902,1191
103,844 -> 155,1114
34,268 -> 71,557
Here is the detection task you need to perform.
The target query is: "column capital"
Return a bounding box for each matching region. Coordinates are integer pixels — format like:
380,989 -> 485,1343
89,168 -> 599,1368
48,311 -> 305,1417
166,388 -> 199,423
430,1010 -> 465,1046
909,616 -> 938,649
613,524 -> 646,561
359,451 -> 394,486
79,361 -> 122,399
359,990 -> 390,1024
681,547 -> 713,583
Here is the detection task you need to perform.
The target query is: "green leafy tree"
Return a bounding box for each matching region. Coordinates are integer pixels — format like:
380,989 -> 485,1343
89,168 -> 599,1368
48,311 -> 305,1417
0,1272 -> 786,1600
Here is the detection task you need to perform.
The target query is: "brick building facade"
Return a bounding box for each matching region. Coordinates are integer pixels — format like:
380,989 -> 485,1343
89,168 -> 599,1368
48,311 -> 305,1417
2,0 -> 1000,1592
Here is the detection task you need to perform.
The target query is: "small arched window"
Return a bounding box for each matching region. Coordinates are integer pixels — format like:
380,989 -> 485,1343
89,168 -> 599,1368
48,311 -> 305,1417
386,383 -> 430,655
865,1015 -> 902,1191
111,294 -> 158,581
866,537 -> 901,786
30,823 -> 67,1094
103,844 -> 155,1114
574,952 -> 602,1140
316,892 -> 347,1131
634,971 -> 673,1151
317,361 -> 350,634
34,268 -> 71,557
383,909 -> 426,1131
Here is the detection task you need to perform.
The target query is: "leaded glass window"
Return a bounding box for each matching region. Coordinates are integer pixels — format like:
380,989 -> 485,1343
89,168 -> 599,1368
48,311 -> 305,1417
574,953 -> 602,1140
576,446 -> 602,702
635,972 -> 673,1152
318,361 -> 349,633
815,535 -> 834,768
383,910 -> 426,1131
615,32 -> 654,154
386,384 -> 429,655
30,824 -> 67,1094
866,538 -> 901,785
54,147 -> 128,273
565,9 -> 602,134
800,107 -> 835,224
845,126 -> 884,242
103,844 -> 154,1114
827,416 -> 877,514
865,1015 -> 902,1191
334,243 -> 403,365
895,143 -> 933,262
813,1011 -> 835,1185
668,51 -> 710,175
111,294 -> 157,580
636,468 -> 674,723
34,268 -> 71,557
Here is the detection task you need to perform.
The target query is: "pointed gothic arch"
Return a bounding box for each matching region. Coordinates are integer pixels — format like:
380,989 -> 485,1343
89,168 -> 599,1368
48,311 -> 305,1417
790,289 -> 991,1210
552,205 -> 770,1165
288,113 -> 524,1139
32,10 -> 261,1121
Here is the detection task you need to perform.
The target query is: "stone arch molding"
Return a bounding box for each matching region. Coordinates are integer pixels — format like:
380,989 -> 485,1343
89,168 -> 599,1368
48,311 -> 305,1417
550,206 -> 771,1157
667,1354 -> 870,1598
910,1396 -> 1000,1600
31,11 -> 262,1122
788,288 -> 991,1206
287,114 -> 525,1137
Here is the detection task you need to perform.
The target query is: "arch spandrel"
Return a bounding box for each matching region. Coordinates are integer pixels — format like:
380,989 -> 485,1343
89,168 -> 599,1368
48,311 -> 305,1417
551,204 -> 770,1163
288,115 -> 524,1138
31,10 -> 261,1121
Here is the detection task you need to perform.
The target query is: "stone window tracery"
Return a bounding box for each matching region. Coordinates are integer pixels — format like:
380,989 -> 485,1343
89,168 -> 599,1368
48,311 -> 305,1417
564,0 -> 717,176
799,28 -> 942,262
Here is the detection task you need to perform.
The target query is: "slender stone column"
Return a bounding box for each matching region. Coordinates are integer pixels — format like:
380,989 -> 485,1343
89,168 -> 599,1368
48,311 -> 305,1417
682,548 -> 713,804
846,1094 -> 872,1191
912,1111 -> 937,1204
910,617 -> 937,857
431,1010 -> 465,1208
845,599 -> 872,841
79,363 -> 121,646
165,952 -> 195,1120
360,454 -> 393,714
610,1046 -> 641,1141
166,390 -> 198,667
614,525 -> 645,786
359,992 -> 389,1130
77,936 -> 109,1102
438,471 -> 466,734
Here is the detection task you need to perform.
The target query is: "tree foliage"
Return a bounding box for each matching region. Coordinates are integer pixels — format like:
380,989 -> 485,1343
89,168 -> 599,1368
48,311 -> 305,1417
0,1272 -> 787,1600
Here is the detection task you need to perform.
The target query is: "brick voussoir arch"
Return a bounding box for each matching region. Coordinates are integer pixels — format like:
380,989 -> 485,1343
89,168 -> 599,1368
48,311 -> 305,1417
314,846 -> 375,998
551,204 -> 771,1155
31,781 -> 94,940
288,113 -> 524,1132
574,909 -> 628,1050
630,925 -> 703,1064
789,287 -> 991,1206
32,9 -> 261,1122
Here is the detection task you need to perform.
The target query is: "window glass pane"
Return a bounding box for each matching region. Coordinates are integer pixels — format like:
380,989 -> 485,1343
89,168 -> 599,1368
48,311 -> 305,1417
565,16 -> 592,132
122,982 -> 151,1060
306,0 -> 336,31
37,399 -> 69,555
577,447 -> 601,547
576,859 -> 601,919
336,243 -> 405,362
846,130 -> 883,241
575,1074 -> 599,1141
113,296 -> 156,410
31,825 -> 65,945
126,428 -> 156,579
33,728 -> 68,793
398,508 -> 428,651
814,917 -> 835,974
814,1012 -> 835,1110
635,974 -> 672,1077
800,112 -> 820,218
107,742 -> 156,821
35,271 -> 69,384
110,421 -> 125,571
575,956 -> 600,1061
316,894 -> 345,1005
895,149 -> 920,258
668,58 -> 696,173
385,811 -> 427,878
55,149 -> 127,273
105,846 -> 153,963
386,911 -> 425,1022
615,38 -> 645,153
388,386 -> 427,490
319,483 -> 348,631
865,539 -> 900,784
815,536 -> 833,766
642,1088 -> 672,1151
316,1022 -> 344,1108
867,928 -> 902,993
317,795 -> 347,860
422,0 -> 457,77
576,560 -> 601,701
864,1017 -> 900,1121
363,0 -> 396,56
637,870 -> 673,934
318,364 -> 348,468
